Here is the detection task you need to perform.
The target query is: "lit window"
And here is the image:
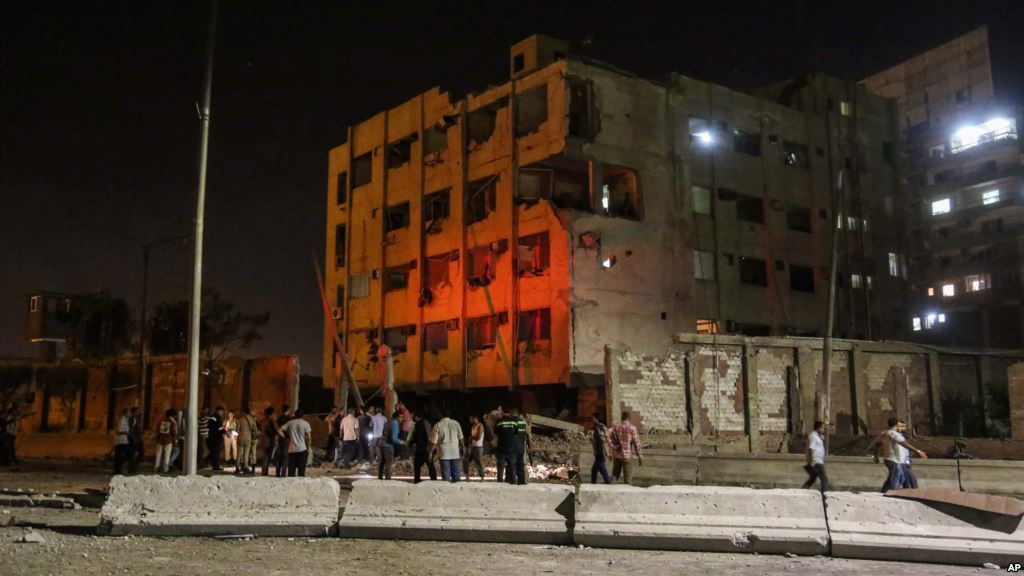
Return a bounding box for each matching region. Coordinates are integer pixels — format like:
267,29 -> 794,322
694,250 -> 715,280
912,317 -> 922,331
965,273 -> 990,292
888,253 -> 899,277
938,313 -> 946,323
927,287 -> 935,297
688,116 -> 713,145
839,101 -> 851,116
851,274 -> 862,289
942,284 -> 955,297
692,185 -> 712,215
601,185 -> 610,211
950,117 -> 1017,154
982,190 -> 1000,205
846,216 -> 859,231
931,198 -> 951,215
866,275 -> 873,290
29,295 -> 41,313
924,314 -> 937,329
696,319 -> 720,334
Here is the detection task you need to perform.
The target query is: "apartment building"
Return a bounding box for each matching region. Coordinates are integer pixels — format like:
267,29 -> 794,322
863,27 -> 1024,348
323,36 -> 905,402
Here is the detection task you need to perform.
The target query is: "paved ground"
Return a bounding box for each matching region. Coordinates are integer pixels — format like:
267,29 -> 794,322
0,460 -> 995,576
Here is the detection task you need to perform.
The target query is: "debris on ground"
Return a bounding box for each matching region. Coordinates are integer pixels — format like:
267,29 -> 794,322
18,530 -> 46,544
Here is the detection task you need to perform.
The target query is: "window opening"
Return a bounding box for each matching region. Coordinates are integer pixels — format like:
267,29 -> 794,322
517,232 -> 550,276
467,176 -> 498,225
518,308 -> 551,342
352,152 -> 373,187
336,172 -> 348,205
384,203 -> 411,232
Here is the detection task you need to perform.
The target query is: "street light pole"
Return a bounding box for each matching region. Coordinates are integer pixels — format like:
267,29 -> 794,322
185,0 -> 218,476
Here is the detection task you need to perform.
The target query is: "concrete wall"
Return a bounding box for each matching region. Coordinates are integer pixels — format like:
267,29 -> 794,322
607,334 -> 1024,453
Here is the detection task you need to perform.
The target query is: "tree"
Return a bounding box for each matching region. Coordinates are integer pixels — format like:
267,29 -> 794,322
67,290 -> 135,360
149,287 -> 270,387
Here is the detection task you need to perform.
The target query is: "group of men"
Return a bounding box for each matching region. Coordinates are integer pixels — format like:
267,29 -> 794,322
589,411 -> 643,485
198,404 -> 313,477
801,416 -> 928,493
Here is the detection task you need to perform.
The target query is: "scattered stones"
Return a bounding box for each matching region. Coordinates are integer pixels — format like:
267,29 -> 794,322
19,530 -> 46,544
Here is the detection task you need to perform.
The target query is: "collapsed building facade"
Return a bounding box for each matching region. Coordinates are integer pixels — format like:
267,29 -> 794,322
862,27 -> 1024,349
323,36 -> 907,416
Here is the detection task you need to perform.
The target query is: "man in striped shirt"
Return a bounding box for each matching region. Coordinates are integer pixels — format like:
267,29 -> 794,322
607,411 -> 642,485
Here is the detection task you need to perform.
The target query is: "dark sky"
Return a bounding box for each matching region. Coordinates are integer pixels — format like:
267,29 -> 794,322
3,0 -> 1022,374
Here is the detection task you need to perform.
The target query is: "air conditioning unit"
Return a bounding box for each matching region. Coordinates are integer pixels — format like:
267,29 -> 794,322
335,256 -> 345,268
445,319 -> 459,331
331,307 -> 343,320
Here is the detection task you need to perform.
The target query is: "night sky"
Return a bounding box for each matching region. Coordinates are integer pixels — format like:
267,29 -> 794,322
3,1 -> 1022,374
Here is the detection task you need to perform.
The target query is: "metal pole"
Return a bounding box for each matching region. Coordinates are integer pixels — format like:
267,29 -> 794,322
185,0 -> 218,476
822,169 -> 844,454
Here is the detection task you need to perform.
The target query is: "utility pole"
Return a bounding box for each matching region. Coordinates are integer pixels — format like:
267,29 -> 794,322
185,0 -> 218,476
822,169 -> 844,454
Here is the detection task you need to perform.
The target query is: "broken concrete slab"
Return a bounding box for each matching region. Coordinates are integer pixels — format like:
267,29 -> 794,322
338,480 -> 573,544
574,484 -> 829,555
99,475 -> 340,537
826,491 -> 1024,566
528,414 -> 584,434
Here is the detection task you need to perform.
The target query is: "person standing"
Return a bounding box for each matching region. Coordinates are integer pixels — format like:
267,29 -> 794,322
377,411 -> 403,480
198,406 -> 210,467
370,406 -> 387,464
801,420 -> 829,492
397,402 -> 412,459
465,415 -> 486,481
153,408 -> 178,474
511,408 -> 531,485
127,407 -> 144,473
608,411 -> 642,485
223,410 -> 238,467
433,408 -> 463,482
236,406 -> 259,475
260,406 -> 278,476
323,406 -> 340,463
1,403 -> 21,466
206,407 -> 225,471
113,408 -> 132,475
278,410 -> 312,477
357,408 -> 373,463
493,408 -> 519,484
409,411 -> 436,483
275,405 -> 293,477
590,412 -> 610,484
339,407 -> 360,467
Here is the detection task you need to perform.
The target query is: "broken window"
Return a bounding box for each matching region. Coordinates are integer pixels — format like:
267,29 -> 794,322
466,176 -> 498,225
568,79 -> 594,139
738,257 -> 767,286
425,251 -> 458,294
518,168 -> 552,201
790,265 -> 815,293
424,125 -> 449,156
694,250 -> 715,280
468,315 -> 499,349
352,152 -> 373,187
783,141 -> 808,169
696,319 -> 719,334
336,172 -> 348,205
334,225 -> 346,268
518,308 -> 551,341
386,134 -> 417,169
733,128 -> 761,156
689,116 -> 713,145
423,321 -> 448,352
965,273 -> 990,292
517,232 -> 550,276
349,272 -> 370,298
736,195 -> 764,224
384,325 -> 413,354
516,85 -> 548,135
468,243 -> 502,287
423,189 -> 450,229
385,262 -> 414,291
692,185 -> 712,215
467,98 -> 507,148
384,203 -> 411,232
600,165 -> 640,219
786,206 -> 811,233
512,53 -> 525,75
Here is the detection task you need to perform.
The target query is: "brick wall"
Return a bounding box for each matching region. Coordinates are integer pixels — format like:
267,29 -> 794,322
615,350 -> 688,433
1011,362 -> 1024,441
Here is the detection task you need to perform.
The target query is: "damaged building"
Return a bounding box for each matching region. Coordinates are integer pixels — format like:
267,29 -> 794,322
323,35 -> 907,415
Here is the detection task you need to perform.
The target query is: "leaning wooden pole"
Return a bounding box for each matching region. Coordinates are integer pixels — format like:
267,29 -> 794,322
313,254 -> 363,410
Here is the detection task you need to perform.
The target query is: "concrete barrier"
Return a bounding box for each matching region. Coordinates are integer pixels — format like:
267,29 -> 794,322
826,491 -> 1024,566
99,475 -> 340,536
958,460 -> 1024,498
579,448 -> 698,487
575,484 -> 830,555
338,480 -> 573,544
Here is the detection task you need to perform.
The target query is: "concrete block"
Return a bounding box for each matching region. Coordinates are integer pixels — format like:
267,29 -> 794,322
826,491 -> 1024,566
959,460 -> 1024,498
575,484 -> 829,555
580,449 -> 697,487
338,480 -> 573,544
99,475 -> 340,537
825,457 -> 960,492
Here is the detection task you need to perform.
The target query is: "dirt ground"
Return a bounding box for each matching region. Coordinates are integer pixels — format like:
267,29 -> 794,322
0,459 -> 994,576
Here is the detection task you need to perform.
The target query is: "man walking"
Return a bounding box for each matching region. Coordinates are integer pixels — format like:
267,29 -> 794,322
433,407 -> 463,482
377,411 -> 403,480
590,412 -> 610,484
870,417 -> 927,492
198,406 -> 210,467
801,420 -> 829,492
113,408 -> 132,475
494,408 -> 519,484
154,408 -> 178,474
260,406 -> 278,476
409,411 -> 436,483
206,406 -> 225,471
236,406 -> 259,475
608,411 -> 642,485
339,406 -> 360,467
278,409 -> 312,477
275,404 -> 292,477
465,415 -> 486,481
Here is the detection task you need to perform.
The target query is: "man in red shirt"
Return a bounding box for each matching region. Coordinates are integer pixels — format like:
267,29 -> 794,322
607,411 -> 643,485
154,408 -> 178,473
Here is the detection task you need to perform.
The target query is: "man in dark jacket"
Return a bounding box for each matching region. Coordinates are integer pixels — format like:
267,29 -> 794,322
494,408 -> 520,484
357,408 -> 373,463
206,406 -> 225,471
409,411 -> 436,483
260,406 -> 278,476
275,404 -> 292,477
590,412 -> 610,483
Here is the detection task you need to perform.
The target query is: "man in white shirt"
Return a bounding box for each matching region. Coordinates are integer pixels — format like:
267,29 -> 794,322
871,417 -> 926,492
277,410 -> 312,477
113,408 -> 131,475
433,407 -> 464,482
338,408 -> 360,467
370,406 -> 388,463
801,420 -> 829,492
